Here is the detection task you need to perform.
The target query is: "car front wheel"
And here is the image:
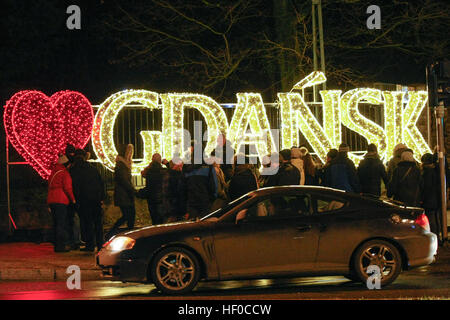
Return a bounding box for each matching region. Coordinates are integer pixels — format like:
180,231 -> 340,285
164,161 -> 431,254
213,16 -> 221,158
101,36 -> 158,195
151,247 -> 200,295
353,240 -> 402,288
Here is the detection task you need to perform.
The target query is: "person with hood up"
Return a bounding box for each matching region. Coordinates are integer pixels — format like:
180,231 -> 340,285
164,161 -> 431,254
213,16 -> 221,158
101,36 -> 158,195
228,154 -> 258,201
47,154 -> 76,252
357,143 -> 388,197
106,144 -> 136,239
325,143 -> 360,192
291,147 -> 305,185
387,150 -> 423,207
386,143 -> 408,181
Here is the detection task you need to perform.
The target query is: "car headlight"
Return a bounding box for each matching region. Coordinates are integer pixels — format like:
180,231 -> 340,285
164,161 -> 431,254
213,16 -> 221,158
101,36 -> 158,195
105,236 -> 136,252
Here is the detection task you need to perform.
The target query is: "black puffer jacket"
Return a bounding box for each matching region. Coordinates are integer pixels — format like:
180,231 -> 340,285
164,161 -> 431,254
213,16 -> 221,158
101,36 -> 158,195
324,153 -> 360,193
228,166 -> 258,200
421,164 -> 440,209
387,161 -> 423,207
357,152 -> 388,196
70,159 -> 105,205
144,162 -> 169,204
265,162 -> 300,187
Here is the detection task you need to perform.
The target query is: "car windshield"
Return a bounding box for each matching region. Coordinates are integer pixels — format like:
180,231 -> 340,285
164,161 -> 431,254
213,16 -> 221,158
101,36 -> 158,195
200,194 -> 251,221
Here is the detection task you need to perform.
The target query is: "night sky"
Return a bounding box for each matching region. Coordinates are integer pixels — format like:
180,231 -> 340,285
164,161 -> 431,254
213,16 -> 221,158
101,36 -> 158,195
0,0 -> 449,193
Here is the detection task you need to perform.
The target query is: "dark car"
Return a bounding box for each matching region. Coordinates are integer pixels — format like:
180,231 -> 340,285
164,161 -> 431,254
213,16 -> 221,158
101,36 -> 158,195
96,186 -> 438,294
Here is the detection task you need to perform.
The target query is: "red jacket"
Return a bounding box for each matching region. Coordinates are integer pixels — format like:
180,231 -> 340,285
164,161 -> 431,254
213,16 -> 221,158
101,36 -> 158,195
47,164 -> 76,205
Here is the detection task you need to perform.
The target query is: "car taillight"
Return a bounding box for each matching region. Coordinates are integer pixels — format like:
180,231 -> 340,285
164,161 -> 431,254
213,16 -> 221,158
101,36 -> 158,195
415,213 -> 430,232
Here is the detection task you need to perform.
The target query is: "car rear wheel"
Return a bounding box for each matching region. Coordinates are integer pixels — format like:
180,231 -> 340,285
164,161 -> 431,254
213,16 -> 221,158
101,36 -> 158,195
151,247 -> 200,295
353,240 -> 402,288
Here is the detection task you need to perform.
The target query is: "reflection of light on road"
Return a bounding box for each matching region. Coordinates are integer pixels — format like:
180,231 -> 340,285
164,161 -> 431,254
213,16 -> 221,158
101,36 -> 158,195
0,290 -> 83,300
91,281 -> 153,298
196,276 -> 349,292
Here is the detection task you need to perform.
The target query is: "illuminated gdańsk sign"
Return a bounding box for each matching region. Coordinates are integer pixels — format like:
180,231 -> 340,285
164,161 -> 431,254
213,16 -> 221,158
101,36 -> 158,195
4,72 -> 431,178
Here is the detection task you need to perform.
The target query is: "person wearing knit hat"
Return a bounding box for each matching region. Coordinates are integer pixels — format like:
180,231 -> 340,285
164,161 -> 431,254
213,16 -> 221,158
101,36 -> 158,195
386,143 -> 409,181
47,153 -> 76,252
387,149 -> 423,207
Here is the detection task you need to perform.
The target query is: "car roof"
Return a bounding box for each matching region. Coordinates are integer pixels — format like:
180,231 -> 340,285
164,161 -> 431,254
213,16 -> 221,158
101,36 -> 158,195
245,186 -> 387,206
249,185 -> 349,197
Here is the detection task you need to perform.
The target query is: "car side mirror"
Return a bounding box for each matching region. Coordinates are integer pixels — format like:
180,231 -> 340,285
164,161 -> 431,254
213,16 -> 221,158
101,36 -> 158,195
235,209 -> 248,224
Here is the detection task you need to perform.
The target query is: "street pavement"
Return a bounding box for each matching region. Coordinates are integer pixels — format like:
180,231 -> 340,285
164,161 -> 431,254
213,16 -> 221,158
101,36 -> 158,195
0,242 -> 100,281
0,242 -> 448,300
0,240 -> 449,283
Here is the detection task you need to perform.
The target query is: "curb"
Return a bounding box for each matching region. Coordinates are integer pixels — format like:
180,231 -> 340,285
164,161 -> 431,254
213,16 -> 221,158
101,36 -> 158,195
0,268 -> 102,281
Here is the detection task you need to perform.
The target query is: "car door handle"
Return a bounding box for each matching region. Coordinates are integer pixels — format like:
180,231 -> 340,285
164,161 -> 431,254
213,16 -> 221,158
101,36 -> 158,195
296,224 -> 312,232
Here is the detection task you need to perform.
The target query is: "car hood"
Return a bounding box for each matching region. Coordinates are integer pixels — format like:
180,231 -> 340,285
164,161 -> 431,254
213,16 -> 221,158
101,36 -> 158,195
118,220 -> 213,240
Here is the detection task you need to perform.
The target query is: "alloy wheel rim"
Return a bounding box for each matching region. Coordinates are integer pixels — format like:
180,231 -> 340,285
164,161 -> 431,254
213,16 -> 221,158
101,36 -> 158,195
359,244 -> 397,280
156,252 -> 195,290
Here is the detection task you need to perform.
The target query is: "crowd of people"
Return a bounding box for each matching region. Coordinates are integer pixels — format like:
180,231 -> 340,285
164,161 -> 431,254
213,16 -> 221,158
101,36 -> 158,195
46,136 -> 446,253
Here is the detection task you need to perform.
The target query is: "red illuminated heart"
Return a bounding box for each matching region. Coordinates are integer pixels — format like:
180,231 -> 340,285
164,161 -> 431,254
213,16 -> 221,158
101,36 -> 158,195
4,90 -> 94,179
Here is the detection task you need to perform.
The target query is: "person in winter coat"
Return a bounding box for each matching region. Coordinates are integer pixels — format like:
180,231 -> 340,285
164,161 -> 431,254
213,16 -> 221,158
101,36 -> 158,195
265,149 -> 301,187
211,134 -> 235,182
107,144 -> 136,240
258,153 -> 280,187
142,153 -> 170,225
70,149 -> 106,251
228,154 -> 258,201
47,154 -> 76,252
165,160 -> 186,222
300,147 -> 318,185
357,144 -> 388,197
386,143 -> 408,181
318,148 -> 338,187
421,153 -> 442,237
182,146 -> 218,219
325,143 -> 360,192
387,150 -> 423,207
64,143 -> 81,250
291,148 -> 305,185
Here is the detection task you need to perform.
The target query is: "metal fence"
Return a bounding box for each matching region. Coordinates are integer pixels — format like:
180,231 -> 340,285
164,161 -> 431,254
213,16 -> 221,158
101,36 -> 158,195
82,100 -> 384,189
